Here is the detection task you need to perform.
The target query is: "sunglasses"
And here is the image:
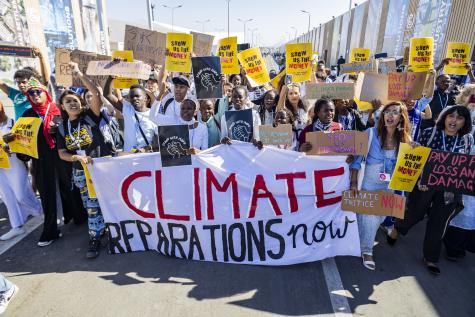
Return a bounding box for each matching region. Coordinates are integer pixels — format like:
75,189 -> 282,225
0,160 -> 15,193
28,89 -> 43,96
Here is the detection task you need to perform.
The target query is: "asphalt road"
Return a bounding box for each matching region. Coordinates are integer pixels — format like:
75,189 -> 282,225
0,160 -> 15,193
1,202 -> 474,317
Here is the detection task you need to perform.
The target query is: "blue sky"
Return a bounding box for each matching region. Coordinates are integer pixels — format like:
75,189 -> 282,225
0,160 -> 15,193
106,0 -> 359,46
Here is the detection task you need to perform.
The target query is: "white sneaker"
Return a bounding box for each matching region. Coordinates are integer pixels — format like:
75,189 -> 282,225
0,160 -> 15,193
0,227 -> 25,241
0,284 -> 19,314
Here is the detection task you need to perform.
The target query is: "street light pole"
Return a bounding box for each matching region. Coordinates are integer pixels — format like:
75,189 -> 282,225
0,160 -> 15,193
300,10 -> 311,33
226,0 -> 231,38
146,0 -> 153,30
291,26 -> 297,40
162,4 -> 183,31
196,19 -> 210,33
249,27 -> 257,46
237,18 -> 253,43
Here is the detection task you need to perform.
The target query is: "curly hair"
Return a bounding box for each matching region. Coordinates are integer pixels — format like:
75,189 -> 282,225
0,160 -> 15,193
456,84 -> 475,109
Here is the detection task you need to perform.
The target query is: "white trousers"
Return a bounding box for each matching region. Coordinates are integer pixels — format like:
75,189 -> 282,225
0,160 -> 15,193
0,155 -> 42,228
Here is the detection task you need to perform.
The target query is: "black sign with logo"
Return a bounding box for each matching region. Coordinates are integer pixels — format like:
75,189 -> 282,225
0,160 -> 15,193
158,125 -> 191,167
191,56 -> 223,99
225,109 -> 253,142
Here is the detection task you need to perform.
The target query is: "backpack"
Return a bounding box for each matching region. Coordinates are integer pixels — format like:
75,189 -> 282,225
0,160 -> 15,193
161,98 -> 174,115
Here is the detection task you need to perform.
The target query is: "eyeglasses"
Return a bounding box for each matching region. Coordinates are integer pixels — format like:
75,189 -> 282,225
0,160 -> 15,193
27,89 -> 43,96
383,110 -> 400,116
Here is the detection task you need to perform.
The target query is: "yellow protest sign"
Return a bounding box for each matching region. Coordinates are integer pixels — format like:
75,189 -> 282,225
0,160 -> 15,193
9,117 -> 42,159
112,50 -> 138,89
409,37 -> 434,72
218,37 -> 240,75
0,134 -> 11,169
389,143 -> 431,192
270,69 -> 285,89
285,43 -> 312,82
349,48 -> 370,63
80,162 -> 97,199
237,47 -> 270,86
166,32 -> 192,73
354,96 -> 373,111
444,42 -> 471,75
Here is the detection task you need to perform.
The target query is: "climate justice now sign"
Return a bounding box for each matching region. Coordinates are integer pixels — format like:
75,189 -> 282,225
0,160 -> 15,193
89,142 -> 360,265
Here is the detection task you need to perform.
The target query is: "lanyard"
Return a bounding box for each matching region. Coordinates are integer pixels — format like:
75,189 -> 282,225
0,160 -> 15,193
39,103 -> 51,122
67,119 -> 82,150
442,131 -> 458,152
437,91 -> 448,110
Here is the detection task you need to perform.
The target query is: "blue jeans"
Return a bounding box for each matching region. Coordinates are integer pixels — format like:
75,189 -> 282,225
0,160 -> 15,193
72,169 -> 105,239
0,274 -> 13,292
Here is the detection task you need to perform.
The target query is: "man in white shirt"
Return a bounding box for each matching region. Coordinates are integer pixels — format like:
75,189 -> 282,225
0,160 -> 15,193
155,75 -> 190,119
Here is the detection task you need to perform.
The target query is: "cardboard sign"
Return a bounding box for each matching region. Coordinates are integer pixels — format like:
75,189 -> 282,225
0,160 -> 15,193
225,109 -> 254,142
354,72 -> 389,104
409,37 -> 434,72
55,48 -> 73,87
389,143 -> 431,192
258,124 -> 293,148
270,68 -> 285,89
378,58 -> 397,74
305,82 -> 355,100
124,25 -> 167,65
0,135 -> 10,169
339,60 -> 377,74
191,31 -> 214,57
444,42 -> 471,75
71,50 -> 111,89
218,36 -> 240,75
0,44 -> 33,57
349,48 -> 370,63
112,50 -> 139,89
158,125 -> 191,167
191,56 -> 222,99
237,47 -> 270,86
306,130 -> 368,156
80,162 -> 97,199
9,117 -> 42,159
166,32 -> 193,73
388,72 -> 428,101
420,150 -> 475,196
86,61 -> 151,80
285,43 -> 312,82
341,190 -> 406,219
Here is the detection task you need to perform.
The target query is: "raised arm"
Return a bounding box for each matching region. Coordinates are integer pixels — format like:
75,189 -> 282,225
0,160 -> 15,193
70,62 -> 101,116
0,80 -> 9,95
276,85 -> 288,111
104,76 -> 123,112
32,46 -> 49,86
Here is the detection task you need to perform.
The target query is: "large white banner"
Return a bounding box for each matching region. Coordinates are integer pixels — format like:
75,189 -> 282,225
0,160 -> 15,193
89,142 -> 360,265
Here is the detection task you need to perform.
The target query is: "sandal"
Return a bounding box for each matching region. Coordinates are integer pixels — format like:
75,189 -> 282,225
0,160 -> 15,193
362,253 -> 376,271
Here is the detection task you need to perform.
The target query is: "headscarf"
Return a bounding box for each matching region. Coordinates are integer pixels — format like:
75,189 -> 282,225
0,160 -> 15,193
25,78 -> 61,149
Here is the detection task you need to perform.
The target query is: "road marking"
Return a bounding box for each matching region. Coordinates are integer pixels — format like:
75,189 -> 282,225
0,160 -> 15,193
0,215 -> 43,256
321,258 -> 353,316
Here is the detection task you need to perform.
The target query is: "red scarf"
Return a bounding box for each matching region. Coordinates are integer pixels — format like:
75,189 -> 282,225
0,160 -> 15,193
26,89 -> 61,149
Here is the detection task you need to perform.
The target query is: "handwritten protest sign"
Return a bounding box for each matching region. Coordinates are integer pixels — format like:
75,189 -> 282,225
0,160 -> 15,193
191,31 -> 214,56
341,190 -> 406,219
409,37 -> 434,72
55,48 -> 73,87
270,69 -> 285,89
285,43 -> 312,82
0,44 -> 33,57
339,60 -> 376,74
86,60 -> 151,80
237,47 -> 270,86
389,143 -> 431,192
166,33 -> 193,73
444,42 -> 471,75
218,36 -> 239,75
0,135 -> 10,169
124,25 -> 167,65
9,117 -> 42,159
112,50 -> 139,89
71,50 -> 111,88
80,162 -> 97,198
305,82 -> 355,100
191,56 -> 222,99
349,48 -> 370,63
306,131 -> 368,156
354,72 -> 389,104
420,150 -> 475,196
378,58 -> 397,74
258,124 -> 293,148
388,72 -> 428,100
158,125 -> 191,167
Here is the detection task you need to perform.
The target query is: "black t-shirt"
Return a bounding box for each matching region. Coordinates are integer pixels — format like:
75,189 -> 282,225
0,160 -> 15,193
419,127 -> 470,154
56,109 -> 114,169
420,90 -> 456,130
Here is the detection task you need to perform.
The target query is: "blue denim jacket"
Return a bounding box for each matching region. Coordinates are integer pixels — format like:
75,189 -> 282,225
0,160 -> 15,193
350,127 -> 397,171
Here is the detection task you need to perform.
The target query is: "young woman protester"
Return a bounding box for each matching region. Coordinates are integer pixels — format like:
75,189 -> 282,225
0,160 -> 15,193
257,89 -> 278,126
3,78 -> 87,246
273,108 -> 298,150
56,63 -> 117,259
0,101 -> 42,240
199,98 -> 227,148
348,102 -> 412,270
277,83 -> 309,139
299,98 -> 343,153
389,105 -> 473,275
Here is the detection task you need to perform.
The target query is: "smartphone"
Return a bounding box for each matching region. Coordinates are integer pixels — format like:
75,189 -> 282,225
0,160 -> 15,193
285,74 -> 293,85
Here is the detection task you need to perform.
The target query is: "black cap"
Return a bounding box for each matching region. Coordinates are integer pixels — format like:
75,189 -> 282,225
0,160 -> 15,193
172,75 -> 190,88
